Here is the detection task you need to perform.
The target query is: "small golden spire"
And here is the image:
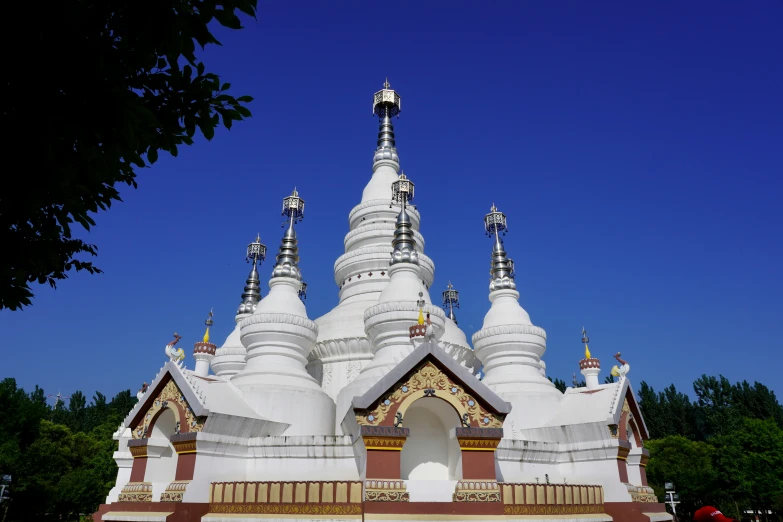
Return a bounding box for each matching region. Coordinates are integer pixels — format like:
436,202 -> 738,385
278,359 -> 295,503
581,327 -> 591,359
203,309 -> 214,343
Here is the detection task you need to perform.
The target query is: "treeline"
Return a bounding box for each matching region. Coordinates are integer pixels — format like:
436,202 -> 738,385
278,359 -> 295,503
549,373 -> 783,521
2,374 -> 782,521
0,378 -> 136,521
638,376 -> 783,522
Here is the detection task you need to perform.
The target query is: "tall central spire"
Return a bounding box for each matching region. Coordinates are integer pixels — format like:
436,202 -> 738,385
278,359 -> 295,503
484,204 -> 517,291
372,79 -> 401,166
272,188 -> 305,281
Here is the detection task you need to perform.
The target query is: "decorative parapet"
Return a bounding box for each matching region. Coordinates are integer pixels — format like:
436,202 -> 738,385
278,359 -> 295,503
208,481 -> 362,515
453,480 -> 500,502
170,432 -> 197,454
409,324 -> 427,338
361,425 -> 409,450
629,485 -> 658,503
579,358 -> 601,370
193,342 -> 217,356
127,438 -> 148,458
160,480 -> 189,502
118,482 -> 152,502
500,483 -> 604,515
364,480 -> 409,502
456,427 -> 503,451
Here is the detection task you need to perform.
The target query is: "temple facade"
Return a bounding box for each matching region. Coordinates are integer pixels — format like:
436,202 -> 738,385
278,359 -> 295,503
94,82 -> 670,522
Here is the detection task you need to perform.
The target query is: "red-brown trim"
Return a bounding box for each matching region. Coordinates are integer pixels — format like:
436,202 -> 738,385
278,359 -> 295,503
366,449 -> 402,479
461,450 -> 497,479
604,501 -> 666,522
129,455 -> 148,482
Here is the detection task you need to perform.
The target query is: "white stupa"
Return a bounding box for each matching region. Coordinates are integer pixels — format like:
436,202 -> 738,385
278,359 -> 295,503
96,81 -> 669,522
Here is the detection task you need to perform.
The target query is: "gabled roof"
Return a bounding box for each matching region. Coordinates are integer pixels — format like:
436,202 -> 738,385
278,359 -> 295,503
124,361 -> 208,430
123,361 -> 289,436
538,376 -> 650,440
352,342 -> 511,415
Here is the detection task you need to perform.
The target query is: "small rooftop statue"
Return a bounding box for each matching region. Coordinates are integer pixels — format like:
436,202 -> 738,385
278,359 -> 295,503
611,352 -> 630,378
165,333 -> 185,363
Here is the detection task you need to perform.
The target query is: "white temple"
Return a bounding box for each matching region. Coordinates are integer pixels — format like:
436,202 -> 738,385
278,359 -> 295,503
95,82 -> 669,522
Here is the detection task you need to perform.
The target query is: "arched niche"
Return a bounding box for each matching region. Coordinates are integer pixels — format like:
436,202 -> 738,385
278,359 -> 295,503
143,408 -> 178,484
400,397 -> 462,481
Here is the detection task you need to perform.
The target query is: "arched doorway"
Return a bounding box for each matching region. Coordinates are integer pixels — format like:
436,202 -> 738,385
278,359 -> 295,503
400,398 -> 462,501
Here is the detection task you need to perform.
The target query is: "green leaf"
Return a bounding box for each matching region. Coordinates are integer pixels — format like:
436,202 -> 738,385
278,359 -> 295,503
221,82 -> 231,91
148,147 -> 158,164
237,95 -> 254,103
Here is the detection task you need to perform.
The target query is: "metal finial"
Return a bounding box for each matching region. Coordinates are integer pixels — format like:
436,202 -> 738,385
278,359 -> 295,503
238,235 -> 266,315
442,281 -> 460,324
390,171 -> 415,206
205,309 -> 214,327
298,281 -> 307,302
282,188 -> 305,224
581,327 -> 589,345
272,189 -> 304,281
390,173 -> 419,266
484,204 -> 516,291
372,80 -> 401,165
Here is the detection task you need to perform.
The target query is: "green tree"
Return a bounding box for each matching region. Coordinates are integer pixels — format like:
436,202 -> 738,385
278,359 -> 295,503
712,418 -> 783,519
645,436 -> 718,521
548,377 -> 567,393
1,0 -> 258,311
693,375 -> 739,439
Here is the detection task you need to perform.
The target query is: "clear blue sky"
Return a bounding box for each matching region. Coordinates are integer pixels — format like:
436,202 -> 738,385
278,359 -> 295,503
3,1 -> 781,404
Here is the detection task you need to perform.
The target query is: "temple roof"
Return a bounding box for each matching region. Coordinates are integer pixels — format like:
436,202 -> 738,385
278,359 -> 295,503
123,360 -> 289,436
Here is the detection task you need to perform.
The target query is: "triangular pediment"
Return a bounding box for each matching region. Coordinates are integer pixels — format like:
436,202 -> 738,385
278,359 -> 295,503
350,342 -> 511,431
124,361 -> 210,439
612,378 -> 650,441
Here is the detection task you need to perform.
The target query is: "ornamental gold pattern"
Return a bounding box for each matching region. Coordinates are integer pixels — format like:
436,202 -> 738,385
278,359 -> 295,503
209,503 -> 363,515
132,378 -> 204,439
457,438 -> 501,451
357,361 -> 503,428
364,479 -> 409,502
118,482 -> 152,502
504,504 -> 605,515
362,436 -> 406,450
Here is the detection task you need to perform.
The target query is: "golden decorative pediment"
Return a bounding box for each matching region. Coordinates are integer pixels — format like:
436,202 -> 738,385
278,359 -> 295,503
356,360 -> 504,429
132,378 -> 204,439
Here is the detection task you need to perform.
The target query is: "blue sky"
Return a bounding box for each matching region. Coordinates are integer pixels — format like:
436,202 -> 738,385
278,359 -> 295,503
3,1 -> 781,404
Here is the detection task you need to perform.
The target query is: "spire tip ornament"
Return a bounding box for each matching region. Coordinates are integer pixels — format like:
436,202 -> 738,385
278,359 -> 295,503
390,172 -> 419,266
442,281 -> 460,324
239,235 -> 266,315
372,80 -> 401,165
272,189 -> 305,281
484,204 -> 516,291
581,327 -> 591,359
203,309 -> 214,343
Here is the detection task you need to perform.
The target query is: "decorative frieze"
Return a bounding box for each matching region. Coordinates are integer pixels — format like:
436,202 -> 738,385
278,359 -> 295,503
364,480 -> 409,502
500,483 -> 604,514
453,480 -> 500,502
118,482 -> 152,502
160,480 -> 189,502
210,481 -> 362,506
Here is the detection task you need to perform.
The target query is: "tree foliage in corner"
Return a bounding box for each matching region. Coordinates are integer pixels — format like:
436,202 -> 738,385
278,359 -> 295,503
0,0 -> 257,311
